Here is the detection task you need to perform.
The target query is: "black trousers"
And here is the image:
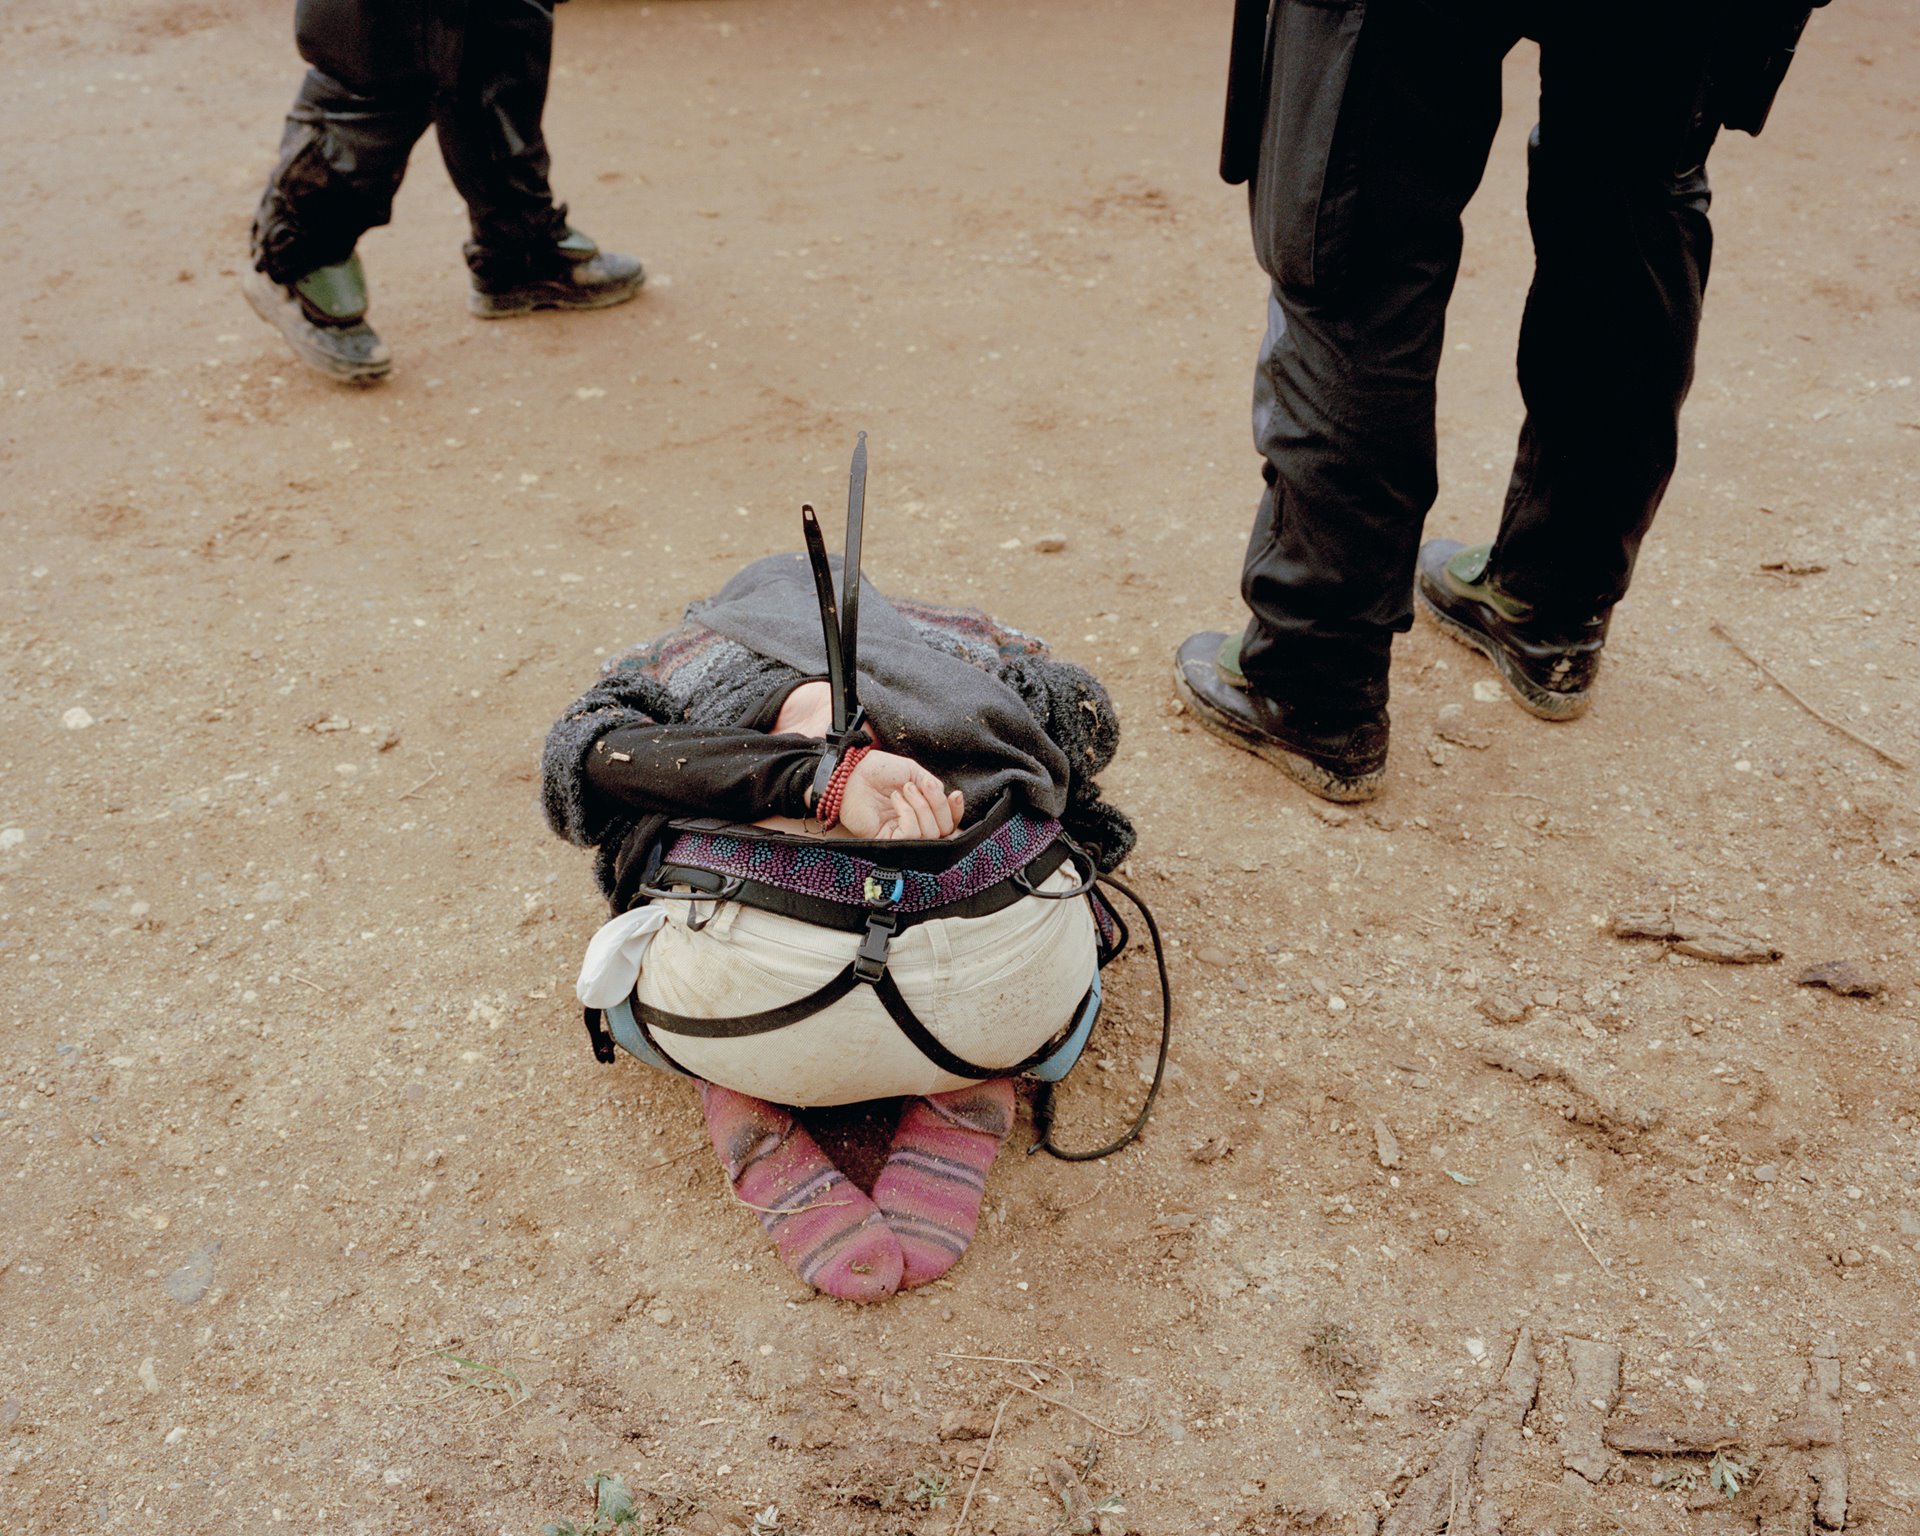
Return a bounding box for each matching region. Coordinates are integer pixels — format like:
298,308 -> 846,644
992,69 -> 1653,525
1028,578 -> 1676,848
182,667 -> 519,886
1237,0 -> 1717,711
250,0 -> 567,287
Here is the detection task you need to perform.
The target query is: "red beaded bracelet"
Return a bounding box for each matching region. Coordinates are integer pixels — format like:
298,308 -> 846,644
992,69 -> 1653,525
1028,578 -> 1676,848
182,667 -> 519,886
815,744 -> 872,830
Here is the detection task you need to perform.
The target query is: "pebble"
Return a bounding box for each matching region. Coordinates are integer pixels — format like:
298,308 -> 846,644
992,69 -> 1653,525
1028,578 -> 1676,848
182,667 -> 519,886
1464,1338 -> 1487,1362
1752,1164 -> 1779,1183
62,706 -> 95,730
1476,992 -> 1529,1026
1470,680 -> 1503,703
1372,1117 -> 1402,1170
139,1358 -> 161,1394
1433,1227 -> 1451,1245
649,1307 -> 675,1325
163,1426 -> 188,1446
163,1243 -> 219,1305
1032,535 -> 1068,554
1197,946 -> 1230,967
1434,703 -> 1492,749
1840,1249 -> 1865,1268
0,828 -> 25,852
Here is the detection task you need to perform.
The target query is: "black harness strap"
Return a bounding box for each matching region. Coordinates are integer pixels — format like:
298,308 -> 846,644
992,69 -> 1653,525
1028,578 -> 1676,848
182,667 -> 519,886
635,962 -> 866,1039
801,434 -> 873,807
870,971 -> 1094,1081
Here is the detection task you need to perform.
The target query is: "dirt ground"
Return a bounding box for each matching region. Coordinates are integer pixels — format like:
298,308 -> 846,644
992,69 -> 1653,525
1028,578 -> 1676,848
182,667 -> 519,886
4,1 -> 1918,1532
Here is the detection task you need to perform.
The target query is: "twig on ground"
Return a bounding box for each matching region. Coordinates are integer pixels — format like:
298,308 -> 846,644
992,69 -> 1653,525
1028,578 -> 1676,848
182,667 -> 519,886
1711,621 -> 1909,770
940,1350 -> 1065,1390
939,1350 -> 1055,1370
1540,1170 -> 1613,1277
949,1390 -> 1017,1536
999,1379 -> 1149,1437
289,973 -> 328,994
397,748 -> 444,800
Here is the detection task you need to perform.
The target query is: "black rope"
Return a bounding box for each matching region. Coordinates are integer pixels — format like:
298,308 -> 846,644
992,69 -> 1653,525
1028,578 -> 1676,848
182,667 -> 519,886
1028,871 -> 1172,1162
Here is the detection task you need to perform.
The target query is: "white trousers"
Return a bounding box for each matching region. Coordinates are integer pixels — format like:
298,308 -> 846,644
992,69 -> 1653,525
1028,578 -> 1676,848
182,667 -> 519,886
635,865 -> 1097,1106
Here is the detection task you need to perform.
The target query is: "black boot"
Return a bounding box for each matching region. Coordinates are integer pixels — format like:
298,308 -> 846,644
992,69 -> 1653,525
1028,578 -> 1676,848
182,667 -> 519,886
1173,632 -> 1389,803
467,227 -> 645,318
242,254 -> 392,385
1415,540 -> 1609,720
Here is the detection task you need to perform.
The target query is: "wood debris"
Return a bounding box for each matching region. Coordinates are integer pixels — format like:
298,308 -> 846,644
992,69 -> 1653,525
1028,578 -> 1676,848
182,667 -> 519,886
1796,960 -> 1886,998
1806,1335 -> 1848,1529
1604,1423 -> 1743,1456
1561,1337 -> 1620,1483
1610,910 -> 1782,964
1381,1328 -> 1539,1536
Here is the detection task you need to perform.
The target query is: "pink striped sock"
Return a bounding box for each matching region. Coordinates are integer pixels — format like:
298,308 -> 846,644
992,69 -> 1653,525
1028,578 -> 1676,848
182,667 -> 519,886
699,1083 -> 903,1303
873,1078 -> 1016,1288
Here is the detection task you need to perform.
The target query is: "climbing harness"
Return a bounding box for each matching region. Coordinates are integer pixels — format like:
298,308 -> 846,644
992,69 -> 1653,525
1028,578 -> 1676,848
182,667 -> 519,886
579,436 -> 1172,1159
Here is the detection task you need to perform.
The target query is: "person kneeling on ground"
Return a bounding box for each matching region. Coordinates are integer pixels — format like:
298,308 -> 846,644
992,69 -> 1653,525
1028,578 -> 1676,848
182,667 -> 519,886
540,545 -> 1135,1301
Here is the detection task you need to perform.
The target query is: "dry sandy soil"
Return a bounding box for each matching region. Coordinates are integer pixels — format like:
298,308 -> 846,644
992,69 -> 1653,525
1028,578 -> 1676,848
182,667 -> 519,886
4,1 -> 1918,1532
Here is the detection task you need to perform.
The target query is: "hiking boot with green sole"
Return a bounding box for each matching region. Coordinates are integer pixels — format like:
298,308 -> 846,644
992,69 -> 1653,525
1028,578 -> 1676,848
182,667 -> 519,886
1174,631 -> 1389,803
468,228 -> 646,318
242,254 -> 391,385
1415,539 -> 1608,720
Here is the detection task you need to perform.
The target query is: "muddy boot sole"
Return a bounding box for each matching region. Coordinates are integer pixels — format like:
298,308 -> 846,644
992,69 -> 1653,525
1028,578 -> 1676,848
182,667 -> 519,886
467,268 -> 646,319
242,269 -> 391,385
1173,661 -> 1386,803
1415,585 -> 1592,721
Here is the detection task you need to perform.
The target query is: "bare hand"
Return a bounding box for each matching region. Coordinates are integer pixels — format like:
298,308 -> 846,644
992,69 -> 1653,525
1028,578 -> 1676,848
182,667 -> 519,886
838,752 -> 964,841
774,681 -> 964,839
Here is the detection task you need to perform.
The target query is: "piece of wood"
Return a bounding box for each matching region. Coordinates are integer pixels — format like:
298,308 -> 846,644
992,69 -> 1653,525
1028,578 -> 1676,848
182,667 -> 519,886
1561,1338 -> 1621,1483
1381,1329 -> 1540,1536
1604,1423 -> 1743,1455
1610,911 -> 1782,964
1770,1416 -> 1841,1451
1796,960 -> 1886,999
1806,1334 -> 1848,1529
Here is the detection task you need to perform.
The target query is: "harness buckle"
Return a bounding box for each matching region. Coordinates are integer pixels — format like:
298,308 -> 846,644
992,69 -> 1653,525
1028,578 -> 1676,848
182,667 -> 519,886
863,866 -> 906,908
853,909 -> 898,983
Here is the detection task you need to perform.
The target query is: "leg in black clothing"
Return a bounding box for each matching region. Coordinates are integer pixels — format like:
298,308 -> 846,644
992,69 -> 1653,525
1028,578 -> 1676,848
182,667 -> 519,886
251,66 -> 433,284
432,0 -> 569,287
1238,0 -> 1514,712
1489,8 -> 1716,620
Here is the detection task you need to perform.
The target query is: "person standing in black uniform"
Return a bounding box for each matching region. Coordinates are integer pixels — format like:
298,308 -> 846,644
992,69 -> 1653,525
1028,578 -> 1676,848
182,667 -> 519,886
243,0 -> 645,384
1176,0 -> 1824,802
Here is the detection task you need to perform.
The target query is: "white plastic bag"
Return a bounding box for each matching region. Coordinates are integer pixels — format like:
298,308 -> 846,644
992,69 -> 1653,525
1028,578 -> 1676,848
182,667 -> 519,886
574,906 -> 669,1009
